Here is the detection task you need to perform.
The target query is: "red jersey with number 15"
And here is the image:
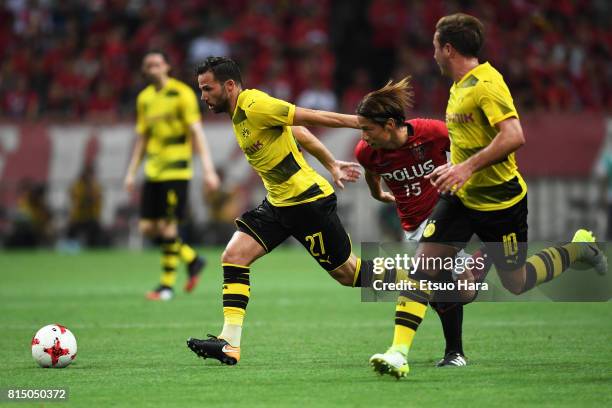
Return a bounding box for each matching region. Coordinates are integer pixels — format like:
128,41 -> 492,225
355,118 -> 449,231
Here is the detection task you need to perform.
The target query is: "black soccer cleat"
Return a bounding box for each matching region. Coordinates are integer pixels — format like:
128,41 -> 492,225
185,256 -> 206,293
187,335 -> 240,365
436,352 -> 467,367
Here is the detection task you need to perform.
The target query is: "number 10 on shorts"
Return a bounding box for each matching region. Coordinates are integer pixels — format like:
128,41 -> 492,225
503,232 -> 519,261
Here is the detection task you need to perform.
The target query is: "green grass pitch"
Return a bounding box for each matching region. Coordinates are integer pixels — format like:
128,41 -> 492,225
1,247 -> 611,407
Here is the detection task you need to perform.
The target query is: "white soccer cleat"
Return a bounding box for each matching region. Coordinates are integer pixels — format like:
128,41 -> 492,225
369,346 -> 409,379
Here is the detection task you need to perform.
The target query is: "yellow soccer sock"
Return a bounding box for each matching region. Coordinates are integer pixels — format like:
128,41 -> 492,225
392,295 -> 428,354
352,258 -> 410,287
179,239 -> 197,264
219,263 -> 250,346
160,238 -> 180,287
390,270 -> 431,354
524,243 -> 582,291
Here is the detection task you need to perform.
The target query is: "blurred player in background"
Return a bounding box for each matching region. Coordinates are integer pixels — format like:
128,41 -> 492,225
370,13 -> 607,379
187,56 -> 410,365
124,50 -> 220,301
595,145 -> 612,240
67,164 -> 104,247
355,77 -> 491,368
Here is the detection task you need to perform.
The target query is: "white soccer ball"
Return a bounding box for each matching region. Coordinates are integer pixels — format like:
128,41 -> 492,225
31,324 -> 77,368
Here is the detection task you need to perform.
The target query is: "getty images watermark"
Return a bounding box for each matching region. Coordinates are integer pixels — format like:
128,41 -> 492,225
372,252 -> 488,292
360,241 -> 611,302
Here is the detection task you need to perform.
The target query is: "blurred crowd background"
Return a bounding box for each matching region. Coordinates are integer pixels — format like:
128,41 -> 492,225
1,0 -> 611,250
1,0 -> 611,121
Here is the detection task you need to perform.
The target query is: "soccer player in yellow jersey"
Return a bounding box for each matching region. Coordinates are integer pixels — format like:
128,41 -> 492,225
369,13 -> 607,379
186,56 -> 398,365
124,51 -> 220,301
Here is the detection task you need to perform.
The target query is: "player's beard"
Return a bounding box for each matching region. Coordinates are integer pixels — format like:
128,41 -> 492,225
437,59 -> 450,77
211,89 -> 230,114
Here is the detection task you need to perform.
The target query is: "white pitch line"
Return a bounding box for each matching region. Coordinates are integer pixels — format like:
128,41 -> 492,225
4,319 -> 592,331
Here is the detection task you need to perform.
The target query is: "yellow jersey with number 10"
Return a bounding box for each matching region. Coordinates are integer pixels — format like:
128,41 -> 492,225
231,89 -> 333,207
446,62 -> 527,211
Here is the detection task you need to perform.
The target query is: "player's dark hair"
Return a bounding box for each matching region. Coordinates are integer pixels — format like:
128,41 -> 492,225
196,56 -> 243,87
143,49 -> 170,63
356,77 -> 413,127
435,13 -> 484,58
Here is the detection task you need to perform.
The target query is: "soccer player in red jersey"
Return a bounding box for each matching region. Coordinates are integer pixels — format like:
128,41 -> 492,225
354,77 -> 489,368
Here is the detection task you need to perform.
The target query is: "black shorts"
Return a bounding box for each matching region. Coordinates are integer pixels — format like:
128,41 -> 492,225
236,194 -> 352,271
420,193 -> 528,272
140,180 -> 188,221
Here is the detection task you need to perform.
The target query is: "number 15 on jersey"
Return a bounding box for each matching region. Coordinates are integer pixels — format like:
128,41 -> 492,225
404,182 -> 421,197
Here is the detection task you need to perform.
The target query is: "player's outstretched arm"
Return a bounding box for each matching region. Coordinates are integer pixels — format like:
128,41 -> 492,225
427,117 -> 525,194
292,126 -> 361,189
293,107 -> 360,129
190,121 -> 220,193
365,170 -> 395,203
124,133 -> 146,193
